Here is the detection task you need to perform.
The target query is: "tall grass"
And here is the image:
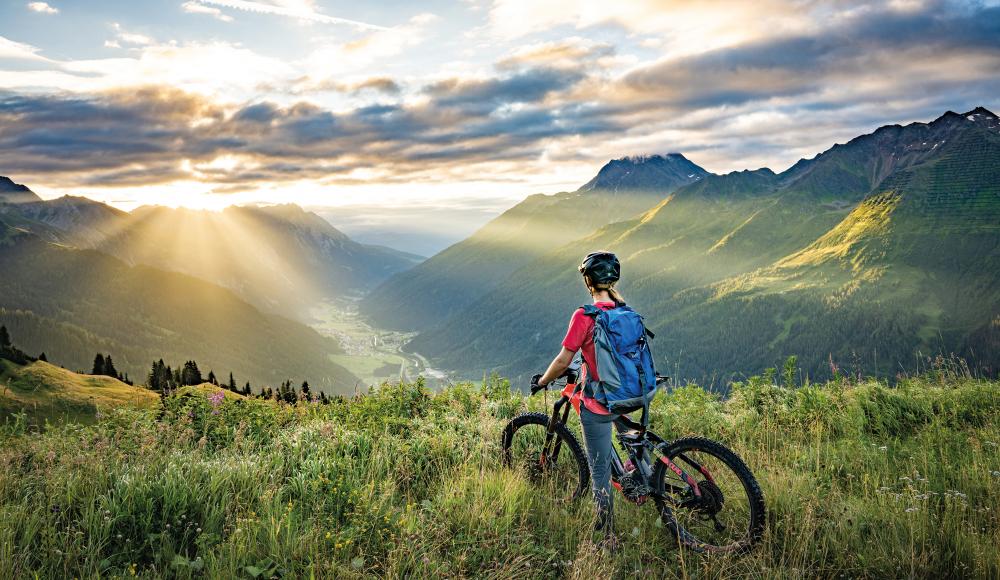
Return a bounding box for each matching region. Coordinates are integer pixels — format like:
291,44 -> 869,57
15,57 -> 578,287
1,373 -> 998,578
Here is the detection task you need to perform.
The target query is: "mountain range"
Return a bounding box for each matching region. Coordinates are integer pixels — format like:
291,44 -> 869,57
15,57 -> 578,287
365,107 -> 1000,384
0,189 -> 423,391
3,106 -> 997,389
1,197 -> 421,320
361,153 -> 709,331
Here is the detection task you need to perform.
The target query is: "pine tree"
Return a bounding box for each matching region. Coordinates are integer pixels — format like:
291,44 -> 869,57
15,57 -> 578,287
0,326 -> 10,348
301,381 -> 311,399
92,354 -> 106,376
320,391 -> 329,404
228,372 -> 237,392
207,370 -> 217,386
243,381 -> 252,396
103,356 -> 118,379
38,352 -> 47,362
181,361 -> 203,386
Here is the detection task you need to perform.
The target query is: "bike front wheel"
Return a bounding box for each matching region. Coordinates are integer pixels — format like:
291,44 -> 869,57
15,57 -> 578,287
653,436 -> 766,553
501,412 -> 590,503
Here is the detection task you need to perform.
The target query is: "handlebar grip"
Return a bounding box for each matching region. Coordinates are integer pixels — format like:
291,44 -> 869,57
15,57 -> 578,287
530,383 -> 546,395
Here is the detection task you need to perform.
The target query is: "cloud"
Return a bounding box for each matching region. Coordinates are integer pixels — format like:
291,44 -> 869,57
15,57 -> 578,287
181,1 -> 234,22
1,0 -> 999,200
190,0 -> 388,29
487,0 -> 818,57
287,76 -> 402,95
110,22 -> 154,46
424,67 -> 584,109
496,37 -> 617,70
26,2 -> 58,14
297,12 -> 436,79
0,61 -> 602,190
617,3 -> 1000,110
0,35 -> 49,60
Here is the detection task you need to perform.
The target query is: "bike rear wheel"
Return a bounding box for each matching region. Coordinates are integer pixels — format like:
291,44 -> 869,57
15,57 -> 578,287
501,412 -> 590,502
653,436 -> 765,553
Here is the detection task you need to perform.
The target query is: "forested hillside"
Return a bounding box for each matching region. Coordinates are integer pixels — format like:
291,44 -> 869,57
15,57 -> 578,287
95,204 -> 421,319
0,222 -> 359,392
404,108 -> 1000,384
361,154 -> 709,331
0,197 -> 421,320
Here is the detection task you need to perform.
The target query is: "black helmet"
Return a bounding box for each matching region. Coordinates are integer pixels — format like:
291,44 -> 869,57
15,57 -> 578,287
579,251 -> 620,285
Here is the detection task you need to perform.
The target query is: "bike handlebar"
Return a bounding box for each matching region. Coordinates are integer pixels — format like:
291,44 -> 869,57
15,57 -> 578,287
530,372 -> 670,395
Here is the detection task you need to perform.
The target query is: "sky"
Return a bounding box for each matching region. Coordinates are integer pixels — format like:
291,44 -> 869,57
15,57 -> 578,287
1,0 -> 999,252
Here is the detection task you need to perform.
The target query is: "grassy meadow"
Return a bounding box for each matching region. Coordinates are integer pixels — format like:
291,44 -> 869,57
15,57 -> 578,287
1,365 -> 999,578
0,359 -> 159,425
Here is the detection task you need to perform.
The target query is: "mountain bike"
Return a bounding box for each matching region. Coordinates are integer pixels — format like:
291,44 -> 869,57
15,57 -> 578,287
500,370 -> 766,553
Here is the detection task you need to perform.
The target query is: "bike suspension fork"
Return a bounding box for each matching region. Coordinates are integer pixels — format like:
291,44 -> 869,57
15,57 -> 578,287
540,397 -> 570,466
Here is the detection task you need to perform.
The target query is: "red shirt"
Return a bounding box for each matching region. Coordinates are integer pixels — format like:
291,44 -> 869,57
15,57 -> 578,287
561,301 -> 616,415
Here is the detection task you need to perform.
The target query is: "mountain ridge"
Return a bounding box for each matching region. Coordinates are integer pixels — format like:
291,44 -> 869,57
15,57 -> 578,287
399,106 -> 1000,382
0,176 -> 42,204
0,218 -> 361,391
360,154 -> 714,331
0,194 -> 421,320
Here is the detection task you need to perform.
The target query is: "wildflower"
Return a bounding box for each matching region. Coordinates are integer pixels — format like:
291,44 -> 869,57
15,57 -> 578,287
905,507 -> 918,513
879,446 -> 887,451
326,532 -> 332,539
991,470 -> 1000,478
208,390 -> 225,407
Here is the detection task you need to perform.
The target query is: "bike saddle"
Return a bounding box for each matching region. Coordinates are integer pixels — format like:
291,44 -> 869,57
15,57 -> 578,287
619,430 -> 644,445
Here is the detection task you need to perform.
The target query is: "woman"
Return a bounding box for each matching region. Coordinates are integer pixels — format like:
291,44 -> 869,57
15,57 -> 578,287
531,251 -> 626,546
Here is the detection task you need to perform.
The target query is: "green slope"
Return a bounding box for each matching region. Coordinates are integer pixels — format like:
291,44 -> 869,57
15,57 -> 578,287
0,223 -> 360,393
94,204 -> 422,320
405,107 -> 1000,383
360,154 -> 710,331
0,359 -> 159,425
0,197 -> 421,321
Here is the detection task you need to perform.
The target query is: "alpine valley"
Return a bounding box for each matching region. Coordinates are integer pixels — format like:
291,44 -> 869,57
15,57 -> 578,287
364,107 -> 1000,385
0,185 -> 421,391
3,107 -> 999,391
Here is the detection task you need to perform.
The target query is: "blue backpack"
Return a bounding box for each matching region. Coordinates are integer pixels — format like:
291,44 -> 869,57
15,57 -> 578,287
581,304 -> 658,420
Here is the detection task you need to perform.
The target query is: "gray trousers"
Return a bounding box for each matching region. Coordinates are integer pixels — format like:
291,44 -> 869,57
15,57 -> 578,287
580,405 -> 620,533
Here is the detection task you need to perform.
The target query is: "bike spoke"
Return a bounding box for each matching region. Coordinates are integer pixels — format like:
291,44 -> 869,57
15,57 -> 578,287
657,447 -> 757,552
505,421 -> 583,502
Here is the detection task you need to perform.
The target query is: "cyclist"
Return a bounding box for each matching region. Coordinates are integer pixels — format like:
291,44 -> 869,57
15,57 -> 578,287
532,251 -> 626,546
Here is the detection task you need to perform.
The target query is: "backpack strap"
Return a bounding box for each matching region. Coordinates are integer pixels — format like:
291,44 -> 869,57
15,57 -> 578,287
580,304 -> 601,317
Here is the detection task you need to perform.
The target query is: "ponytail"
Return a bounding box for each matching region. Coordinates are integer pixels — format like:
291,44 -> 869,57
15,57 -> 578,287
587,275 -> 626,306
607,285 -> 626,306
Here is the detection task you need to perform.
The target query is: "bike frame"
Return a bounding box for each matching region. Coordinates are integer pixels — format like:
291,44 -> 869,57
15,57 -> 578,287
538,377 -> 707,503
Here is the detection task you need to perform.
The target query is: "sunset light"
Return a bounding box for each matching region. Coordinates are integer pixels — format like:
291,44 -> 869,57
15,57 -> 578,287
2,1 -> 999,576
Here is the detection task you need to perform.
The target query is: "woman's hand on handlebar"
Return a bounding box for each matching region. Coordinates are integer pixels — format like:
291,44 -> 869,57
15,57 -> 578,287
530,373 -> 546,394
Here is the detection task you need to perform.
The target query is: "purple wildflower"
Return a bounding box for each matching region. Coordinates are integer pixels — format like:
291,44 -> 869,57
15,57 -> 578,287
208,390 -> 225,415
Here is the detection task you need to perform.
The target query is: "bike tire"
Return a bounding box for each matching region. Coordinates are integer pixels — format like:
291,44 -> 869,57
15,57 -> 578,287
652,436 -> 766,554
501,412 -> 590,502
